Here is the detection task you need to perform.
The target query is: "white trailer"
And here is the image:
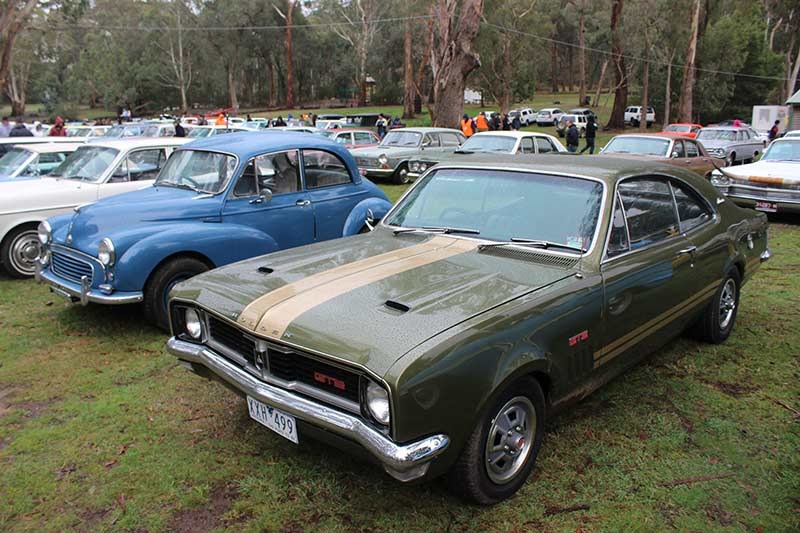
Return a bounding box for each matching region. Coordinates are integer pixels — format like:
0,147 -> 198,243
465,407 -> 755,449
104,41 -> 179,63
751,105 -> 790,135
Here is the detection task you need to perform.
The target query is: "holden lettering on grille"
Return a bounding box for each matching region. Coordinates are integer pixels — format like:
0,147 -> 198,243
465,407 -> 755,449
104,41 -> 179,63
313,371 -> 346,391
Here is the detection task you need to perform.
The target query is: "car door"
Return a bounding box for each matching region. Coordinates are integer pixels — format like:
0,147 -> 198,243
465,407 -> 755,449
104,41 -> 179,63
597,176 -> 704,374
440,132 -> 463,151
683,139 -> 710,175
222,149 -> 315,250
534,136 -> 558,154
98,148 -> 168,199
519,136 -> 535,155
303,149 -> 367,240
422,133 -> 443,153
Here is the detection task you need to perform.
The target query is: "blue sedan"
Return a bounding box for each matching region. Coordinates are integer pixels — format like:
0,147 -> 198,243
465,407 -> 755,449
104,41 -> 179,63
37,132 -> 393,329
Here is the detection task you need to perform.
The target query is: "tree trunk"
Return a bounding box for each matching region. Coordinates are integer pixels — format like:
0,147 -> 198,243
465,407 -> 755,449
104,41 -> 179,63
268,56 -> 276,107
5,67 -> 26,116
677,0 -> 701,123
402,15 -> 415,118
663,48 -> 674,126
430,0 -> 483,128
228,66 -> 238,110
550,40 -> 558,93
358,41 -> 368,106
639,51 -> 649,132
593,59 -> 608,108
285,0 -> 295,108
0,0 -> 37,99
578,6 -> 586,106
606,0 -> 627,129
787,42 -> 800,101
500,36 -> 512,114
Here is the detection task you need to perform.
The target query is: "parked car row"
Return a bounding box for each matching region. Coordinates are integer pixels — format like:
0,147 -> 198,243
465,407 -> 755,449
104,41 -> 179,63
0,121 -> 782,506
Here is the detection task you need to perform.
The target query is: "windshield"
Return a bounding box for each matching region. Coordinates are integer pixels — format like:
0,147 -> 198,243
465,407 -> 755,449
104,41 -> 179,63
142,125 -> 161,137
460,135 -> 517,153
696,129 -> 736,141
665,125 -> 691,133
104,125 -> 143,138
603,137 -> 670,156
155,149 -> 237,194
66,127 -> 89,137
761,140 -> 800,162
48,146 -> 119,182
188,128 -> 213,138
380,131 -> 421,147
0,148 -> 33,175
385,168 -> 603,249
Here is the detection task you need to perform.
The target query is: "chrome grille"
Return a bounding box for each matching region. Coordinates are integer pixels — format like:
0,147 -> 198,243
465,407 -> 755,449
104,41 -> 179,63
51,250 -> 93,284
728,185 -> 800,202
207,315 -> 361,405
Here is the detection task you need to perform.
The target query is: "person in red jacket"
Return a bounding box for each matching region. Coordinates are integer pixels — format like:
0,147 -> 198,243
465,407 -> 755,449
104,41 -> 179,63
49,117 -> 66,137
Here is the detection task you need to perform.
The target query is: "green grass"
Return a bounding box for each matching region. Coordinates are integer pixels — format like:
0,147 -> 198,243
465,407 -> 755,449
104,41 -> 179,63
1,213 -> 798,532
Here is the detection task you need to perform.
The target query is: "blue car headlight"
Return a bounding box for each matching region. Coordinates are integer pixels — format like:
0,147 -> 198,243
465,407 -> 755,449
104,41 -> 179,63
37,220 -> 51,245
97,237 -> 116,267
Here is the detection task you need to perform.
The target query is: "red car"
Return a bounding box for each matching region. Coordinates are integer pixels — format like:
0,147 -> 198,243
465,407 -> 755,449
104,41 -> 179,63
318,128 -> 381,149
662,123 -> 703,139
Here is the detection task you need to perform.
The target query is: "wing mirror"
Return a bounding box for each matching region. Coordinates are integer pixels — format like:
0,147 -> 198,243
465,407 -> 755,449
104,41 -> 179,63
365,208 -> 376,231
671,151 -> 680,159
249,188 -> 273,205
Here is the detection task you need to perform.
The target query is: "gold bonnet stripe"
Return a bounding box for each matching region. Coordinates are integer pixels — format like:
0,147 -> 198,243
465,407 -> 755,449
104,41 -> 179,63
254,238 -> 478,339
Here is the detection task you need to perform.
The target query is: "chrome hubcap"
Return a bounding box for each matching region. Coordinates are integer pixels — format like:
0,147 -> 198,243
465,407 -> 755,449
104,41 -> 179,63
9,230 -> 40,275
484,396 -> 535,484
718,279 -> 736,329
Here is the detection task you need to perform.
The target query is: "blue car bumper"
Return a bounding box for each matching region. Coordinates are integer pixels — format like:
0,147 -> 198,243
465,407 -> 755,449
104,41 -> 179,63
37,262 -> 143,305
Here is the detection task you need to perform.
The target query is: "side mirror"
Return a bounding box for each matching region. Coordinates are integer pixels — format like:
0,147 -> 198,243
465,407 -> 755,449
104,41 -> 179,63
249,189 -> 273,205
365,208 -> 375,231
671,151 -> 680,159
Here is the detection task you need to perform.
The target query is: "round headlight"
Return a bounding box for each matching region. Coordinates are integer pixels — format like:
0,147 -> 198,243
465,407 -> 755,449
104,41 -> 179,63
366,381 -> 390,425
97,238 -> 116,267
377,154 -> 389,166
184,308 -> 202,339
710,174 -> 731,186
419,163 -> 428,173
38,220 -> 51,245
409,161 -> 419,172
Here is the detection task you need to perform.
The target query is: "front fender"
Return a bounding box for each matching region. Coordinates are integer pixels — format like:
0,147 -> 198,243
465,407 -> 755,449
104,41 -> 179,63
341,197 -> 393,236
113,223 -> 279,291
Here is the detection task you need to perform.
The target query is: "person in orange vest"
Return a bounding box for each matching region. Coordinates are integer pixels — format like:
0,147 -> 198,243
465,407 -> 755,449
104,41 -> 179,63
215,113 -> 227,126
475,111 -> 489,132
461,113 -> 475,137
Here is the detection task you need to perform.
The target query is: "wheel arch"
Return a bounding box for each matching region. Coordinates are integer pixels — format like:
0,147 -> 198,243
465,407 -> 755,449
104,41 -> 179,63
143,251 -> 216,291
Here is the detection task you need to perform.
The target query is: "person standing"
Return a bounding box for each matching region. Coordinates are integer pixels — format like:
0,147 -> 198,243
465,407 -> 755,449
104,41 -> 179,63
511,114 -> 521,131
501,113 -> 510,131
475,111 -> 489,132
33,121 -> 45,137
768,119 -> 780,141
461,113 -> 475,137
9,119 -> 33,137
580,116 -> 598,154
174,120 -> 186,137
49,117 -> 66,137
215,113 -> 226,126
0,117 -> 11,137
376,114 -> 387,138
565,120 -> 579,153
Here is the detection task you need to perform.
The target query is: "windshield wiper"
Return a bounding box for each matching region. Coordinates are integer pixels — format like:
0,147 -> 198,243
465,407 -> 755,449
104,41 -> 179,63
478,238 -> 586,253
393,226 -> 480,236
157,181 -> 197,191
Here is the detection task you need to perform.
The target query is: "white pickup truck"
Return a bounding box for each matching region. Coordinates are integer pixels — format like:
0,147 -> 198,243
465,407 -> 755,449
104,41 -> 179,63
624,106 -> 656,127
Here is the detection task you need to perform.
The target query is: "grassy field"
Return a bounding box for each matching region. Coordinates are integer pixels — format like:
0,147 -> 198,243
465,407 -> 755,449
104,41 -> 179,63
0,201 -> 797,532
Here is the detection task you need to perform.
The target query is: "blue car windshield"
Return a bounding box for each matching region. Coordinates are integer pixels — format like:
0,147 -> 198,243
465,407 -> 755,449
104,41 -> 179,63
385,168 -> 604,250
155,149 -> 237,194
761,140 -> 800,162
603,137 -> 670,156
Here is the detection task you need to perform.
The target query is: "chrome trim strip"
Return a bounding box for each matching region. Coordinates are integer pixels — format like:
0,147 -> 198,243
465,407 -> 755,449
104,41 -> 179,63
39,267 -> 143,304
167,337 -> 449,478
722,192 -> 800,205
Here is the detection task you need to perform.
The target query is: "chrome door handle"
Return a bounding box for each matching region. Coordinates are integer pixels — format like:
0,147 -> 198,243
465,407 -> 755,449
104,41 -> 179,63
676,246 -> 697,255
296,199 -> 311,206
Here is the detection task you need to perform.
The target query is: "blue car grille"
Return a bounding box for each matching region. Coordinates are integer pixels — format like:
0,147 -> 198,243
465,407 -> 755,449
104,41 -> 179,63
51,250 -> 93,285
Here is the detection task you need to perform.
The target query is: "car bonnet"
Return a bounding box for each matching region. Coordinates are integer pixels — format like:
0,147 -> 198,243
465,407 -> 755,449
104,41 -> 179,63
173,230 -> 577,376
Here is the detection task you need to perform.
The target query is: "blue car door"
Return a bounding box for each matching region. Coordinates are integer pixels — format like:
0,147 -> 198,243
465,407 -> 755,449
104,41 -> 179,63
222,149 -> 315,249
302,149 -> 368,240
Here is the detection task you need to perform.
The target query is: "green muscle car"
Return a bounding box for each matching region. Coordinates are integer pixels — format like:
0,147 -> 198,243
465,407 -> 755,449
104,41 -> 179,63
166,155 -> 770,504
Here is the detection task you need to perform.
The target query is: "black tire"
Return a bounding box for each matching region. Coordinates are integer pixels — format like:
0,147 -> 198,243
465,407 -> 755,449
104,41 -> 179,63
143,256 -> 210,331
1,224 -> 40,278
693,269 -> 741,344
726,152 -> 736,166
391,163 -> 410,185
448,376 -> 545,505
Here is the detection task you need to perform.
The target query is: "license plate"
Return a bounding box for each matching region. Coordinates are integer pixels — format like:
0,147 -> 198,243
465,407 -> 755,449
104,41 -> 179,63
247,396 -> 298,444
754,201 -> 778,212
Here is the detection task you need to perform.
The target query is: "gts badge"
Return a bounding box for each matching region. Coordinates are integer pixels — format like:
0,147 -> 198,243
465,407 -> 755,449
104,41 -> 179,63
569,330 -> 589,347
314,371 -> 346,391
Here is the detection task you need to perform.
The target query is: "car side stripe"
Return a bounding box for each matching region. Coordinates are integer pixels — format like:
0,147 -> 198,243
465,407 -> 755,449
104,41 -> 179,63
593,280 -> 720,367
237,236 -> 470,333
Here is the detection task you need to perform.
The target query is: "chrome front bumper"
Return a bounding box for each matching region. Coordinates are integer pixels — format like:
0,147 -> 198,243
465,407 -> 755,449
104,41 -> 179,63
360,167 -> 395,178
37,263 -> 144,305
166,337 -> 450,481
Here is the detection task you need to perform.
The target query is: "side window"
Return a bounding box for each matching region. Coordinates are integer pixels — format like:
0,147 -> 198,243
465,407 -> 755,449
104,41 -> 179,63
617,178 -> 680,250
520,137 -> 534,154
440,133 -> 461,147
257,151 -> 301,195
126,149 -> 166,181
302,149 -> 351,188
672,140 -> 685,158
607,193 -> 630,256
39,153 -> 63,164
422,134 -> 440,147
535,137 -> 555,153
685,141 -> 699,157
334,133 -> 351,145
353,132 -> 375,145
737,131 -> 747,141
670,180 -> 712,232
234,160 -> 259,197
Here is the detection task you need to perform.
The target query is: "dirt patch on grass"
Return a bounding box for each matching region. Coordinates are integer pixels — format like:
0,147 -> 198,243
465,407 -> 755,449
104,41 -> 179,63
705,380 -> 759,398
167,483 -> 248,533
0,384 -> 58,419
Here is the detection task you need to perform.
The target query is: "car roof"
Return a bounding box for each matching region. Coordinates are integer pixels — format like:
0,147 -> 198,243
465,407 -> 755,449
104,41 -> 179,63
428,154 -> 698,185
388,127 -> 461,133
472,131 -> 553,139
17,142 -> 85,153
665,123 -> 702,127
178,131 -> 350,159
326,128 -> 377,134
611,133 -> 680,140
700,126 -> 749,131
81,138 -> 190,150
